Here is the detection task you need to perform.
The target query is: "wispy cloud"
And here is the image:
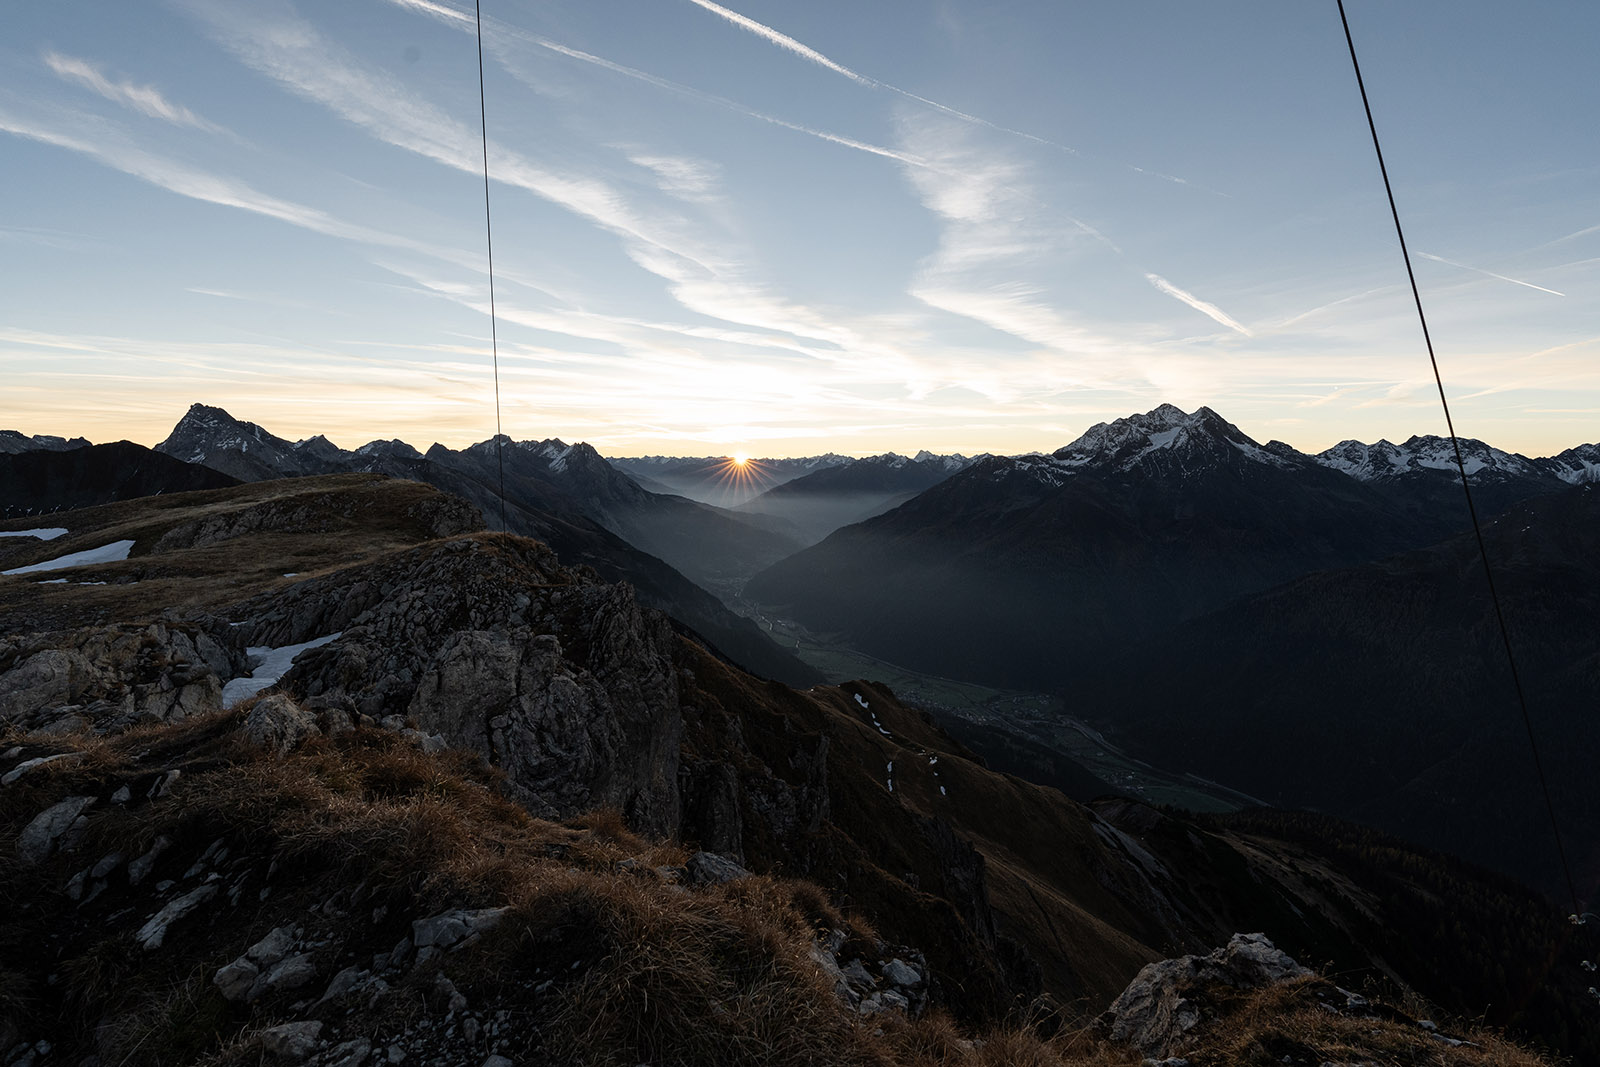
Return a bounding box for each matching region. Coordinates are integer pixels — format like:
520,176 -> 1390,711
1417,251 -> 1565,297
1144,273 -> 1252,337
0,104 -> 460,263
43,51 -> 220,133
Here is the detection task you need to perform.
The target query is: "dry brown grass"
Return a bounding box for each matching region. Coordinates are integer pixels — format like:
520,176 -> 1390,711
1170,977 -> 1560,1067
1,705 -> 1560,1067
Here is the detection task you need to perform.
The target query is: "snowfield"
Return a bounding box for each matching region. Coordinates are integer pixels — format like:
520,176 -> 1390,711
2,539 -> 135,575
222,632 -> 343,707
0,528 -> 68,541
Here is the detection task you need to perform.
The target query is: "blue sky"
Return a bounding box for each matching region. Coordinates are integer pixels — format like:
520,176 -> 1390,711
3,0 -> 1596,457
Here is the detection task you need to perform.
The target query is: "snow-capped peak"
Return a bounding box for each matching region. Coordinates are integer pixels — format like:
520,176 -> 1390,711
1049,404 -> 1290,473
1313,436 -> 1539,482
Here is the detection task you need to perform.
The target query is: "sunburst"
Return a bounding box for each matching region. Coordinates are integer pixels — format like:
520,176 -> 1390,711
701,453 -> 777,503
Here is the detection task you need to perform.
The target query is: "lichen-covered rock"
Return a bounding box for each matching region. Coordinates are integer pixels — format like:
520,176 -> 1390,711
1099,933 -> 1312,1057
243,694 -> 321,755
0,617 -> 247,733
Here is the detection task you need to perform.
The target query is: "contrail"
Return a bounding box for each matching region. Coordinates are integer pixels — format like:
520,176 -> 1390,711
1145,273 -> 1252,337
384,0 -> 927,168
680,0 -> 1223,190
682,0 -> 876,86
1418,252 -> 1565,297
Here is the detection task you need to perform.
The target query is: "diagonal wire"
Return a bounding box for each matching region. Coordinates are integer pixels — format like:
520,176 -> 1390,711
474,0 -> 508,533
1335,0 -> 1582,918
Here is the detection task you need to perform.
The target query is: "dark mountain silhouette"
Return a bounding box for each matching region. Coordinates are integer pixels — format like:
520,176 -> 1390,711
1081,483 -> 1600,899
424,436 -> 803,593
0,430 -> 90,455
746,404 -> 1442,689
735,451 -> 978,545
0,441 -> 237,518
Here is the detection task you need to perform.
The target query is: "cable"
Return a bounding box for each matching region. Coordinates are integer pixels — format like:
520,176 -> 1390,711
474,0 -> 509,533
1335,0 -> 1582,918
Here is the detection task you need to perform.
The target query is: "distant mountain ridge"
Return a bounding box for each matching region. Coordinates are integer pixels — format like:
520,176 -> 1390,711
0,430 -> 90,455
735,450 -> 984,546
744,403 -> 1595,689
607,453 -> 854,506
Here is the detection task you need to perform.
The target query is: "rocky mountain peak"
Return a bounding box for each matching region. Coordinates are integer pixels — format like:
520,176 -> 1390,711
1049,403 -> 1292,475
1314,435 -> 1540,482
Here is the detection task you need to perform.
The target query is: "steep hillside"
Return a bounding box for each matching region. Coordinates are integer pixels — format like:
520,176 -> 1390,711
0,441 -> 238,519
746,405 -> 1434,689
0,477 -> 1589,1062
1081,483 -> 1600,899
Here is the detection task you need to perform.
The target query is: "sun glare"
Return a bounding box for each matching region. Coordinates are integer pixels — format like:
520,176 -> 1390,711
705,452 -> 774,503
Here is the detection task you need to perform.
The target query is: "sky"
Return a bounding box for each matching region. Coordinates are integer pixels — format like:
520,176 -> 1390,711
3,0 -> 1597,459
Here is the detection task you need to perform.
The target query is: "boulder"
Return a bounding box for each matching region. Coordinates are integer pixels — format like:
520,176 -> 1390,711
15,795 -> 95,866
243,695 -> 321,755
260,1020 -> 323,1063
1099,933 -> 1312,1058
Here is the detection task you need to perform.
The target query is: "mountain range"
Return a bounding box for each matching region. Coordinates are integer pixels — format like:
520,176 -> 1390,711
745,404 -> 1595,687
6,402 -> 1597,899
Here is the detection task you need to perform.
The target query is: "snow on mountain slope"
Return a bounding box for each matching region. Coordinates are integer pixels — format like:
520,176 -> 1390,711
1314,436 -> 1542,482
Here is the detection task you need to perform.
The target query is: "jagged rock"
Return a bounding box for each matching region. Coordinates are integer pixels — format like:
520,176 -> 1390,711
1100,933 -> 1312,1057
243,695 -> 321,755
0,619 -> 246,733
135,884 -> 218,950
0,650 -> 90,724
242,538 -> 683,836
685,851 -> 750,886
1,752 -> 83,785
213,958 -> 260,1001
411,907 -> 509,951
319,965 -> 368,1003
127,835 -> 172,885
15,795 -> 95,866
882,958 -> 923,988
250,952 -> 319,1000
321,1039 -> 371,1067
261,1020 -> 324,1062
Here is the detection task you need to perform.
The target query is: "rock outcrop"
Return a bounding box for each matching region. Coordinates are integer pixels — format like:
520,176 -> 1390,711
0,617 -> 248,733
238,535 -> 683,837
1098,932 -> 1310,1057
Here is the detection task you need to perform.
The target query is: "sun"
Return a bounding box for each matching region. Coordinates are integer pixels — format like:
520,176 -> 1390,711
732,452 -> 749,467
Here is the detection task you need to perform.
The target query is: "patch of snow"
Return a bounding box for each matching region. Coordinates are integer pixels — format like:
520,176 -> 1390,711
282,573 -> 299,578
853,693 -> 868,709
37,578 -> 69,584
0,528 -> 68,541
222,632 -> 343,707
3,539 -> 135,575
